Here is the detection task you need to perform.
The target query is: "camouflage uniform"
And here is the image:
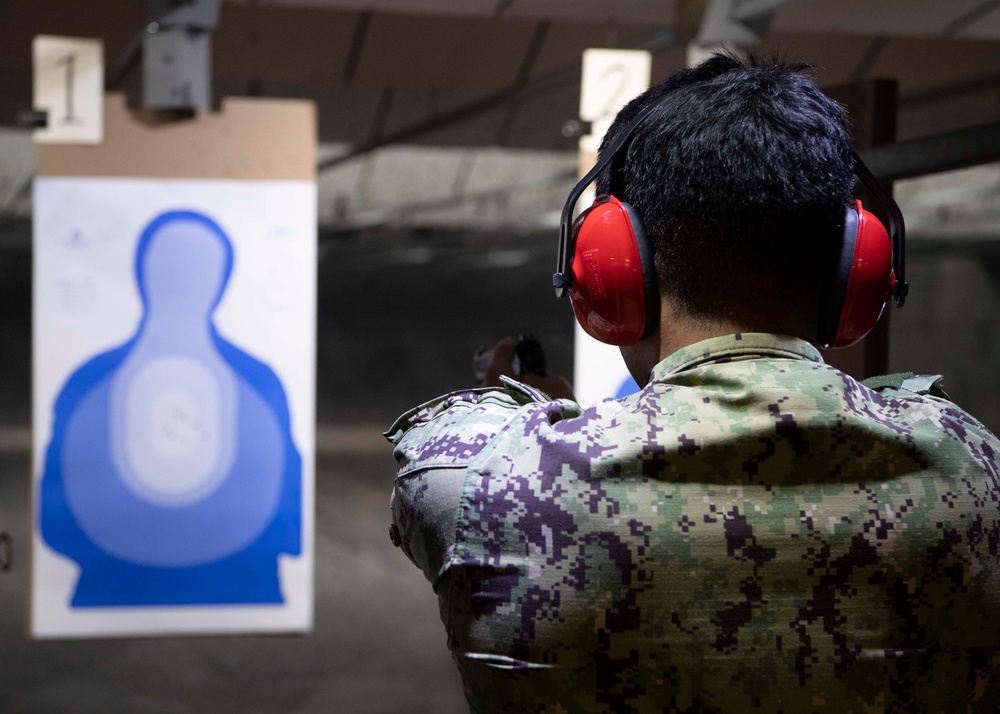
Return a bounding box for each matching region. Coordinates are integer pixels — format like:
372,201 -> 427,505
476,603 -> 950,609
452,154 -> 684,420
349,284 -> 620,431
385,333 -> 1000,713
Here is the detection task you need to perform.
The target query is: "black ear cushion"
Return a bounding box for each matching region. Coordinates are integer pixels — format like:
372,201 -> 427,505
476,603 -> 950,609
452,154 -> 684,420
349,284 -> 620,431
818,205 -> 859,347
618,199 -> 661,339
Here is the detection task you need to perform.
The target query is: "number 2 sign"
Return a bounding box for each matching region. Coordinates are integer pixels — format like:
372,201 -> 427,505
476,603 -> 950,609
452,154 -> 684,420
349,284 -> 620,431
33,36 -> 104,145
579,48 -> 651,142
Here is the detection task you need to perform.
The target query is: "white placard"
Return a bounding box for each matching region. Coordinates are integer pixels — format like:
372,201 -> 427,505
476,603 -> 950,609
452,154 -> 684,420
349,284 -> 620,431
33,36 -> 104,144
32,177 -> 316,639
579,48 -> 652,139
573,49 -> 651,406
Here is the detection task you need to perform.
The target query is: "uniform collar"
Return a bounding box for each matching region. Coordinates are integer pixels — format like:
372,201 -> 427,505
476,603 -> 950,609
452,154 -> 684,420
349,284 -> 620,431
650,333 -> 824,383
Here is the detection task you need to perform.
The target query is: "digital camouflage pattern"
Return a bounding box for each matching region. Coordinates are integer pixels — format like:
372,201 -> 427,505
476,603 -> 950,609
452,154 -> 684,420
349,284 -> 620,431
385,333 -> 1000,713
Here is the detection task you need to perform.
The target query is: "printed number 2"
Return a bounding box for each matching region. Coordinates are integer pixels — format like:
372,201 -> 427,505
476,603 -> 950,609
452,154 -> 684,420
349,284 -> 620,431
597,64 -> 630,121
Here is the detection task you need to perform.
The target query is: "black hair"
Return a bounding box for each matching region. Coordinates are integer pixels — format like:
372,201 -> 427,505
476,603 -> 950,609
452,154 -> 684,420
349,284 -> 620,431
595,52 -> 855,329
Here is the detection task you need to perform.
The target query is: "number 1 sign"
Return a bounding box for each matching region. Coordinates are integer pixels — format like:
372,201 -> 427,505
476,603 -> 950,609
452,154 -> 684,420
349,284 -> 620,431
33,36 -> 104,145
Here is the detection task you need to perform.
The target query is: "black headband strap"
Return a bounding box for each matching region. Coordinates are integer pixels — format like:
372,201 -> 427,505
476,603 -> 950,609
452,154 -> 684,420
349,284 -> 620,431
554,103 -> 658,297
852,150 -> 908,307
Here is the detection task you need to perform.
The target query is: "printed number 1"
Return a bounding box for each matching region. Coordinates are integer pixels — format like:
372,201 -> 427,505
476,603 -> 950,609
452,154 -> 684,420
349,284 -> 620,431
56,52 -> 79,125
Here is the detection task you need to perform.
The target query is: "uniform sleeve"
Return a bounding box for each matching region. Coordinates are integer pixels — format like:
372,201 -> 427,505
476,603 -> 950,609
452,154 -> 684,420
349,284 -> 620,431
385,378 -> 578,586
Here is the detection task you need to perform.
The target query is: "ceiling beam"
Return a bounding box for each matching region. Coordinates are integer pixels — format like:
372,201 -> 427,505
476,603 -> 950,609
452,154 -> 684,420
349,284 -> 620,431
340,165 -> 576,230
731,0 -> 799,20
942,0 -> 1000,38
341,11 -> 372,84
492,0 -> 517,17
495,20 -> 550,146
849,35 -> 889,82
318,27 -> 677,173
696,0 -> 799,45
900,71 -> 1000,108
860,120 -> 1000,182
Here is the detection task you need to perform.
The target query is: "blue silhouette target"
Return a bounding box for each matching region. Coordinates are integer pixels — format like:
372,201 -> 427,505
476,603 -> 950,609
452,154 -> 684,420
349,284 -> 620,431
39,211 -> 302,607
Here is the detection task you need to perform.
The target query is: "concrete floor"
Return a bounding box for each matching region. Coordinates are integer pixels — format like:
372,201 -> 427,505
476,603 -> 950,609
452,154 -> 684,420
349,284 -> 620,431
0,442 -> 469,714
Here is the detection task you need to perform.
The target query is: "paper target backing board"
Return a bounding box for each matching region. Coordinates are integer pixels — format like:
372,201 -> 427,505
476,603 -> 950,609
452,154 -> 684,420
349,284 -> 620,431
31,95 -> 317,639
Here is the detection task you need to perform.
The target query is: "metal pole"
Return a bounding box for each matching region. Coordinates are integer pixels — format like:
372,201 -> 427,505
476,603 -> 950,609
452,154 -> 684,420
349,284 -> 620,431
318,29 -> 677,173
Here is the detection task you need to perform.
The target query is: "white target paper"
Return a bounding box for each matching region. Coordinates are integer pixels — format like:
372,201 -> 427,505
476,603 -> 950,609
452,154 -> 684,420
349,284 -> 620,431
32,177 -> 316,639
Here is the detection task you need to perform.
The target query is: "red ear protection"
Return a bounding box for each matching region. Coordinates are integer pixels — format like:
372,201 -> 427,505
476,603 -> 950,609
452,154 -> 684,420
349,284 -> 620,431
566,196 -> 658,345
553,103 -> 661,345
818,200 -> 896,348
817,154 -> 908,348
553,104 -> 908,348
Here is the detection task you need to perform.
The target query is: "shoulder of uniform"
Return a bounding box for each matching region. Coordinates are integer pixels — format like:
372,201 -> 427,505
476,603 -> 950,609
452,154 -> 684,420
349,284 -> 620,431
384,378 -> 561,445
860,371 -> 952,401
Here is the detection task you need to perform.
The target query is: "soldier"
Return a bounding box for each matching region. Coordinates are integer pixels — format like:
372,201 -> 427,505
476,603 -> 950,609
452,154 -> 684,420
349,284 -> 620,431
386,52 -> 1000,713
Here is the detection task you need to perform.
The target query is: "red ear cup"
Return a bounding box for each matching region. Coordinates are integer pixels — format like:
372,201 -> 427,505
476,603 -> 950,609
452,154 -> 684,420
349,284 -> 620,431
567,196 -> 659,346
820,200 -> 896,348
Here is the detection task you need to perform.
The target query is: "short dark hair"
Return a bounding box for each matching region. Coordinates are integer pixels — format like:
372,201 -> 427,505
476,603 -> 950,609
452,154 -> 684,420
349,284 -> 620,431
595,52 -> 855,330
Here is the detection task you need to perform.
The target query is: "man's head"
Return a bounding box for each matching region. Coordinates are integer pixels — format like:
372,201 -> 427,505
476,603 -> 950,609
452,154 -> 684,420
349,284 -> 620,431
595,52 -> 856,338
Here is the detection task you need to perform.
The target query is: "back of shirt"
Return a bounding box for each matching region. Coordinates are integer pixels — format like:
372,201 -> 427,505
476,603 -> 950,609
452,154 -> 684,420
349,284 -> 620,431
388,334 -> 1000,713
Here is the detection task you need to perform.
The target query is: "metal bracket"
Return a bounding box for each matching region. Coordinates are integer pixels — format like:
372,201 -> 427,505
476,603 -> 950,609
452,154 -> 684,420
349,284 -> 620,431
142,0 -> 219,111
16,109 -> 48,128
